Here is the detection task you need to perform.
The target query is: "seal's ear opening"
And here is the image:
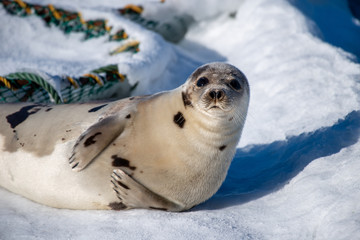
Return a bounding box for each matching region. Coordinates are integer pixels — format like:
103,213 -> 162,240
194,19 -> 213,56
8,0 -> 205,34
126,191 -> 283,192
69,116 -> 126,172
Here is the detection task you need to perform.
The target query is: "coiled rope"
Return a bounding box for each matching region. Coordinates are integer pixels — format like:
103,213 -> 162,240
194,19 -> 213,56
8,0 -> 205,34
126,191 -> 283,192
0,65 -> 130,104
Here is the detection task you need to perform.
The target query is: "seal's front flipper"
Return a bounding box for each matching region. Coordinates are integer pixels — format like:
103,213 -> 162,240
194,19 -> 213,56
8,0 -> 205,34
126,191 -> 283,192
69,116 -> 126,172
111,169 -> 186,212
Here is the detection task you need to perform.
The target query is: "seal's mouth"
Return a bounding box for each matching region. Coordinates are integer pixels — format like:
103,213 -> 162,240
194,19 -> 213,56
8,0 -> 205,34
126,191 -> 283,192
203,98 -> 231,112
206,102 -> 231,112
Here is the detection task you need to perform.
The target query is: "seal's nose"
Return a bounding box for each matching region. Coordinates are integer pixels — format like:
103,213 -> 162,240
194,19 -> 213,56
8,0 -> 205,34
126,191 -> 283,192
209,89 -> 225,100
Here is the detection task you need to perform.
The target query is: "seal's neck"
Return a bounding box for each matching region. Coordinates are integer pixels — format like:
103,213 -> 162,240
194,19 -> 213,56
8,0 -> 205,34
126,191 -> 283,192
191,110 -> 243,146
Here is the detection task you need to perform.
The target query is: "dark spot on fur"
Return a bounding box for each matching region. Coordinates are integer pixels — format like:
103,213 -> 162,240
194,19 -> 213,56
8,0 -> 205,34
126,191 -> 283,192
84,132 -> 102,147
229,117 -> 233,121
88,104 -> 108,113
66,129 -> 71,132
140,170 -> 143,174
113,143 -> 116,146
149,207 -> 168,211
174,112 -> 186,128
126,114 -> 131,119
219,145 -> 227,151
6,105 -> 42,129
111,155 -> 136,170
20,143 -> 24,147
34,134 -> 36,137
109,202 -> 127,210
182,92 -> 192,108
117,181 -> 130,189
62,138 -> 66,141
45,108 -> 53,112
129,97 -> 135,100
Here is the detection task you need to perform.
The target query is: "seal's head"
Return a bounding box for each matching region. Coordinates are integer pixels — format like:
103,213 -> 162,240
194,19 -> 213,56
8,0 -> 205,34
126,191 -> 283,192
182,62 -> 249,120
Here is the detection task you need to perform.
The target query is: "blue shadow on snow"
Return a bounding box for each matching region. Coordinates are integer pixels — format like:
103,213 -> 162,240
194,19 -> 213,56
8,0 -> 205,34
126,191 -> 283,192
291,0 -> 360,62
196,110 -> 360,210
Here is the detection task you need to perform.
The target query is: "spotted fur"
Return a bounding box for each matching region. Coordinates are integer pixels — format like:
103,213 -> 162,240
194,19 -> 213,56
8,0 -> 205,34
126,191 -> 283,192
219,145 -> 227,151
84,132 -> 102,147
173,112 -> 186,128
182,91 -> 192,108
6,104 -> 43,129
108,202 -> 127,210
88,104 -> 108,113
0,62 -> 249,212
111,155 -> 136,170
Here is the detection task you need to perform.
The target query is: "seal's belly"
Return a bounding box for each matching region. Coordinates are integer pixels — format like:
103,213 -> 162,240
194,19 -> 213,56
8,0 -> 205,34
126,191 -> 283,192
0,138 -> 118,210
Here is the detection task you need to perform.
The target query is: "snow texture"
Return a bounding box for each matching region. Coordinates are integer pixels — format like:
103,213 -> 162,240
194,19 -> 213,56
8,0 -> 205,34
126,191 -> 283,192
1,0 -> 360,239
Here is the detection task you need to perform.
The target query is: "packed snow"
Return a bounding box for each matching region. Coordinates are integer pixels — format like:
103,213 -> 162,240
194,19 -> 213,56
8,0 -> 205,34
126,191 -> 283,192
1,0 -> 360,239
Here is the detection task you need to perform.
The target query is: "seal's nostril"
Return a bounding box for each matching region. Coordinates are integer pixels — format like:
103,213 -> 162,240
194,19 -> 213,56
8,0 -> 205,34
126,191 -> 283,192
209,90 -> 225,100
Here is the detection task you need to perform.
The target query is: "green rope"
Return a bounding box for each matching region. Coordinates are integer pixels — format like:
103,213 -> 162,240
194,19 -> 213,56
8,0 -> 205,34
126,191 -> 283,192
0,1 -> 142,104
1,0 -> 133,45
0,64 -> 134,104
91,64 -> 118,74
6,72 -> 62,103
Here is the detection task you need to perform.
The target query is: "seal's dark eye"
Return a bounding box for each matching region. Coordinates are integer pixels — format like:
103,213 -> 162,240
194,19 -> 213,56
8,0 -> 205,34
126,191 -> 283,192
229,79 -> 241,90
196,77 -> 209,87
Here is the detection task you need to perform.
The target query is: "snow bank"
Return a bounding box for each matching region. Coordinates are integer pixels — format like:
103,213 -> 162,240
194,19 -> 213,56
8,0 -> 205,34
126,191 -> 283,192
1,0 -> 360,239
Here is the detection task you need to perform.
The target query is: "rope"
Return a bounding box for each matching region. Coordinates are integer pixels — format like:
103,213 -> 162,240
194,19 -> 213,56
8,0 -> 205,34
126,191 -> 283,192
119,4 -> 144,15
83,73 -> 103,86
0,76 -> 16,90
5,72 -> 62,103
0,1 -> 143,103
14,0 -> 26,8
1,0 -> 138,50
113,72 -> 126,82
90,65 -> 126,82
90,64 -> 118,74
110,40 -> 140,55
109,29 -> 128,41
48,4 -> 61,20
0,64 -> 132,104
66,76 -> 78,89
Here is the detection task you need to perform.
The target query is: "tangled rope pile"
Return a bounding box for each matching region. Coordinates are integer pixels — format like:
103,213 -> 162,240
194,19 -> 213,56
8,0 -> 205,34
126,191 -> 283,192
0,0 -> 140,52
0,0 -> 189,104
0,0 -> 142,104
0,65 -> 132,104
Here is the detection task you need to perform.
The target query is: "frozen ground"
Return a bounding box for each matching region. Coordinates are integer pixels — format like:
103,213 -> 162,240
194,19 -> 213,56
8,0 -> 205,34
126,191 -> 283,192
1,0 -> 360,239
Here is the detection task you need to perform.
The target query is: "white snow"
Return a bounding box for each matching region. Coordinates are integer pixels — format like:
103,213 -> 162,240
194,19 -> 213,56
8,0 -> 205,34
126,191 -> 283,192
1,0 -> 360,239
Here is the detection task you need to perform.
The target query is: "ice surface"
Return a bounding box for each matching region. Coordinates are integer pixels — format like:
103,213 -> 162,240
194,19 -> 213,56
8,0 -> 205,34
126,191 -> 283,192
1,0 -> 360,239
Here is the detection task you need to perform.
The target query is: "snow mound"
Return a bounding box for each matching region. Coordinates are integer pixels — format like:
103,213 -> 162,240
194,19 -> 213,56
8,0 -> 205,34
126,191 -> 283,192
1,0 -> 360,239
